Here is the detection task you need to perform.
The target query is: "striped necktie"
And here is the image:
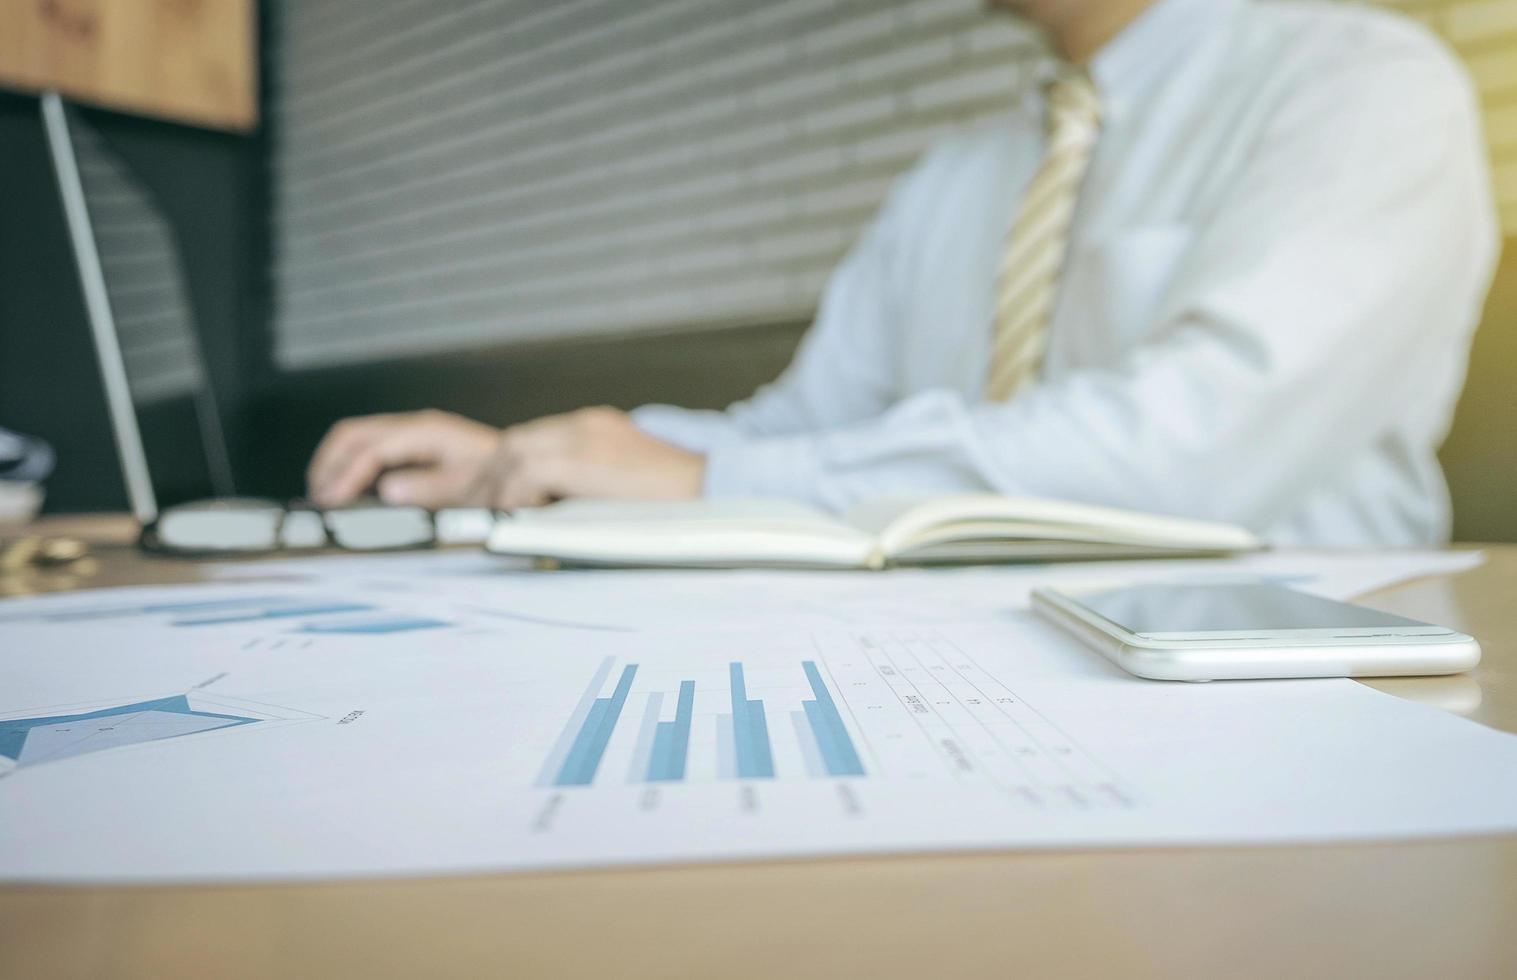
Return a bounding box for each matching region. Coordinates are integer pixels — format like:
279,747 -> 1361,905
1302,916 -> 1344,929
985,74 -> 1102,401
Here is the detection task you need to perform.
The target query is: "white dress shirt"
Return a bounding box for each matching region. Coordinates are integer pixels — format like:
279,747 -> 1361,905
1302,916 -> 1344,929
632,0 -> 1498,546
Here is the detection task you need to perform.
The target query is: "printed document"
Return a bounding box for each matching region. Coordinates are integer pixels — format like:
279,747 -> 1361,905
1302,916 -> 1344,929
1,551 -> 1513,883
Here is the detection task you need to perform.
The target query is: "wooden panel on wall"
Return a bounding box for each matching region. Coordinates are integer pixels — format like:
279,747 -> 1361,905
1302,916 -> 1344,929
0,0 -> 51,92
0,0 -> 256,132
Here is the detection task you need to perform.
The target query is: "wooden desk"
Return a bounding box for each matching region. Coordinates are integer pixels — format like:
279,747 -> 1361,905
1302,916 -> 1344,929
2,518 -> 1514,980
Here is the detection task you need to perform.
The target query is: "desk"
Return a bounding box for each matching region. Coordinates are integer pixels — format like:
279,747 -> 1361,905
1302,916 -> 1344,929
2,517 -> 1514,980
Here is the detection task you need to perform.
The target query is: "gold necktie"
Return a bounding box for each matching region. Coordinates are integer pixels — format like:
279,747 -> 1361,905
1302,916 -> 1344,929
985,74 -> 1102,401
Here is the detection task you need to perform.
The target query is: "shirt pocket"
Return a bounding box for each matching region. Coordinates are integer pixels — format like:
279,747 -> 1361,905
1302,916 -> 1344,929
1052,223 -> 1194,370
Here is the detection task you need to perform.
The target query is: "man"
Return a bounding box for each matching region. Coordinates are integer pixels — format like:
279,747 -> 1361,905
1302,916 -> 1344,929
307,0 -> 1498,546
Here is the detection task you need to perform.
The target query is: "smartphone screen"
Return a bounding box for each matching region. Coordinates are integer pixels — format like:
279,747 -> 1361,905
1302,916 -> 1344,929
1073,584 -> 1434,638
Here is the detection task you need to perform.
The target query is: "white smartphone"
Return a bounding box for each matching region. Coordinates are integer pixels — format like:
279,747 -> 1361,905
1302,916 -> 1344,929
1030,583 -> 1480,682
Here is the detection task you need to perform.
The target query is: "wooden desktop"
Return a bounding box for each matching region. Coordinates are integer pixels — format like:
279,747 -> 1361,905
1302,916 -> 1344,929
1,516 -> 1514,979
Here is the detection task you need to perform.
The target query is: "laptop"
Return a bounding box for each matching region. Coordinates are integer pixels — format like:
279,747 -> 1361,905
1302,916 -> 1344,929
40,92 -> 493,553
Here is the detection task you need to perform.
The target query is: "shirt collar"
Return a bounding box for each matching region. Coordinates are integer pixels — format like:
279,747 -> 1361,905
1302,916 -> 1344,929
1021,0 -> 1242,123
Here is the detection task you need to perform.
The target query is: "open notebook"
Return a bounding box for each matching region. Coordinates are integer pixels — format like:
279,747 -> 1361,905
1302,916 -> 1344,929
484,496 -> 1263,569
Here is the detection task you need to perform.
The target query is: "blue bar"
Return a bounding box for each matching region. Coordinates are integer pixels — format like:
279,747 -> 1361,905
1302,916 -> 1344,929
791,710 -> 825,778
142,597 -> 291,613
647,724 -> 676,781
647,680 -> 695,781
537,657 -> 615,786
729,663 -> 774,779
668,680 -> 694,778
715,713 -> 735,779
24,596 -> 290,623
555,700 -> 609,786
173,603 -> 373,626
729,663 -> 750,772
745,700 -> 774,778
802,661 -> 865,777
299,617 -> 448,634
626,691 -> 664,783
803,700 -> 843,772
555,665 -> 638,786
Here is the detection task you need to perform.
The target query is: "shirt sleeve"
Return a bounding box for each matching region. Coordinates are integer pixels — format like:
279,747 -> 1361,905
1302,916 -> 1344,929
631,149 -> 941,453
704,42 -> 1499,529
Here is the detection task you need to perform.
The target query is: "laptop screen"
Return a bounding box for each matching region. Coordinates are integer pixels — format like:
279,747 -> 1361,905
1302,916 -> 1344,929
52,103 -> 235,515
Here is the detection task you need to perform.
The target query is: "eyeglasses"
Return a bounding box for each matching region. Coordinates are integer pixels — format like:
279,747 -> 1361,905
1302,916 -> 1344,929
140,500 -> 496,554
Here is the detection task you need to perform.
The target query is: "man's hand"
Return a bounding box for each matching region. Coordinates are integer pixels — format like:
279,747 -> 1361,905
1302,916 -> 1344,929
306,410 -> 500,508
468,407 -> 704,510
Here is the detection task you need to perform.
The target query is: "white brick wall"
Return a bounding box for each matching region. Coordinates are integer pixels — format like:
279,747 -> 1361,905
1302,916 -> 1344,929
272,0 -> 1517,369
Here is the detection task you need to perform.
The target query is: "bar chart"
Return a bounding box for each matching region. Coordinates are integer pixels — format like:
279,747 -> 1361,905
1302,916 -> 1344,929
538,656 -> 872,788
533,629 -> 1130,811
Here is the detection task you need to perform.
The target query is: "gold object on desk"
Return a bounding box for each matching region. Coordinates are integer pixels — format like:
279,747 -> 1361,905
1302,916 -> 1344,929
0,534 -> 97,597
0,515 -> 1513,980
0,535 -> 88,570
